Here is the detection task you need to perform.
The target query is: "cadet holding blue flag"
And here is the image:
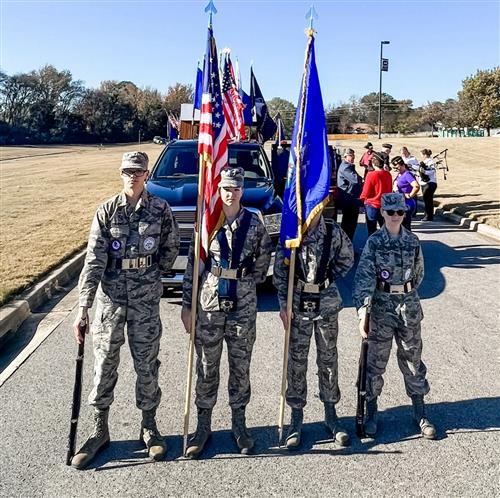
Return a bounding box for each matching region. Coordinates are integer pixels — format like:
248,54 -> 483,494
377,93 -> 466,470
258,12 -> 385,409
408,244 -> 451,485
273,22 -> 354,449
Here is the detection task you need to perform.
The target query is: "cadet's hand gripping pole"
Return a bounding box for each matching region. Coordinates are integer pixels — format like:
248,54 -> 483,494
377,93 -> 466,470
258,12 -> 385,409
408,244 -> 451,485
278,248 -> 297,445
182,155 -> 205,457
66,319 -> 87,465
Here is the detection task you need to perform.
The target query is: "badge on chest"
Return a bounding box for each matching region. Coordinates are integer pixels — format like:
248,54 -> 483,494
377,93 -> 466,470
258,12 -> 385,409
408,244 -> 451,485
143,236 -> 155,251
111,240 -> 122,251
379,269 -> 391,281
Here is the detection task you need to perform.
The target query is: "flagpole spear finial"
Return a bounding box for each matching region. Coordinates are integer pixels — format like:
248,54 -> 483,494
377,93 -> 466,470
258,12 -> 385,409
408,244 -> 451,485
305,5 -> 318,34
205,0 -> 217,26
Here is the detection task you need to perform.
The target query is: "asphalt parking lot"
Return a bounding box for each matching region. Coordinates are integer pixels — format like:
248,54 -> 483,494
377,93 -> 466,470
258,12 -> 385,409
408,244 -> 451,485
1,217 -> 499,497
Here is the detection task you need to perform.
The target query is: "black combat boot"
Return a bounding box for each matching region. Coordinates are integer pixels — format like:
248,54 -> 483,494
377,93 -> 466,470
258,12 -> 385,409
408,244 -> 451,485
285,408 -> 304,449
324,402 -> 350,446
71,408 -> 110,470
364,398 -> 378,438
140,408 -> 167,460
231,407 -> 254,454
185,408 -> 212,459
411,395 -> 436,439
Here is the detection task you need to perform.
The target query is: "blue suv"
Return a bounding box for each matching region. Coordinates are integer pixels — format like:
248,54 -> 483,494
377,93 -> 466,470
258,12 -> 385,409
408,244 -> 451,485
146,139 -> 283,286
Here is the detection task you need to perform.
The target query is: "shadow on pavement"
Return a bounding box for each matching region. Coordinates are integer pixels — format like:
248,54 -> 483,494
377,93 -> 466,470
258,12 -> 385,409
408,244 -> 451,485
162,217 -> 500,313
86,396 -> 500,467
418,241 -> 500,299
437,200 -> 500,214
436,194 -> 481,199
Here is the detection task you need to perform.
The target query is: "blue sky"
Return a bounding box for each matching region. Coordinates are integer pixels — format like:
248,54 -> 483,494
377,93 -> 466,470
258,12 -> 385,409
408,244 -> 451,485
1,0 -> 499,107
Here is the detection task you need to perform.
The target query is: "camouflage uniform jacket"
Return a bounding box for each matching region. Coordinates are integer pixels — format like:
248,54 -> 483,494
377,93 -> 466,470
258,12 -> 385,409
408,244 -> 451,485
182,208 -> 272,311
79,190 -> 179,308
352,225 -> 424,326
273,217 -> 354,318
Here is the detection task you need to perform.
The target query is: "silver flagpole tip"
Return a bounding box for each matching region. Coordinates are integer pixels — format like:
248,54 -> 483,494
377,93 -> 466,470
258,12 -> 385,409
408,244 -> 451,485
205,0 -> 217,15
305,5 -> 319,29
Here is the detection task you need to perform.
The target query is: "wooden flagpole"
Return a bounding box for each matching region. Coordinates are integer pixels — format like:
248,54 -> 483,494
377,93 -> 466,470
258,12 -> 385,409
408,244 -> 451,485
182,155 -> 205,456
278,248 -> 297,444
183,0 -> 218,457
277,25 -> 315,446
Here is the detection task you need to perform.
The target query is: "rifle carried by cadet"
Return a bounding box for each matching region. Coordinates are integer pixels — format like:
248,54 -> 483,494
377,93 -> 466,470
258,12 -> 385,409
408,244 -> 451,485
356,309 -> 370,438
66,317 -> 87,466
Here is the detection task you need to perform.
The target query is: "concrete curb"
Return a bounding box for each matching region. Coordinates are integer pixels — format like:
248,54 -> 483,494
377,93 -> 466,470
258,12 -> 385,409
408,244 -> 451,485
417,200 -> 500,242
0,249 -> 86,341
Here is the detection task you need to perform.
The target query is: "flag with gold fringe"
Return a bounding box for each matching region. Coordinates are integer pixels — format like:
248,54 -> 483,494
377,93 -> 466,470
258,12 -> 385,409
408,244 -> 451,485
279,29 -> 330,261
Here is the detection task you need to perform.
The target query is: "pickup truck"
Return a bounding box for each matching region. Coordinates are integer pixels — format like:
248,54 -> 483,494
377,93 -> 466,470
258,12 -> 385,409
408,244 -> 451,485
146,139 -> 283,287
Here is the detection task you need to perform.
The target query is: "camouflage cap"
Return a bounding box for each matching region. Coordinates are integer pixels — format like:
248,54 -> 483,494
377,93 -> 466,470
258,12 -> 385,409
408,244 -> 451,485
219,166 -> 244,188
344,148 -> 355,156
382,143 -> 393,149
381,193 -> 408,211
120,151 -> 149,170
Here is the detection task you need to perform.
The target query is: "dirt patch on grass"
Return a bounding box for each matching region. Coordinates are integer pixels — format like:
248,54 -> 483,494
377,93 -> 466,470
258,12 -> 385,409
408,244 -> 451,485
0,143 -> 163,305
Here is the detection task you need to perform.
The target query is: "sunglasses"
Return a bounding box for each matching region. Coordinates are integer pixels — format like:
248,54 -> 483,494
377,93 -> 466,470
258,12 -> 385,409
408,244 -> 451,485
385,209 -> 405,216
121,169 -> 147,178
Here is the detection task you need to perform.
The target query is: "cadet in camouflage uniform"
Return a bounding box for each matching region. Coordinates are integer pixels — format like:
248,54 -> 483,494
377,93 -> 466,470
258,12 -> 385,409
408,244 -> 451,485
71,152 -> 179,469
352,193 -> 435,439
273,214 -> 354,449
181,167 -> 272,458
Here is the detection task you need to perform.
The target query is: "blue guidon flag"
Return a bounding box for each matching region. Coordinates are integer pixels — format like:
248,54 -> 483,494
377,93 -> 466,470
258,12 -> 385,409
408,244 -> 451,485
280,31 -> 330,262
194,63 -> 203,110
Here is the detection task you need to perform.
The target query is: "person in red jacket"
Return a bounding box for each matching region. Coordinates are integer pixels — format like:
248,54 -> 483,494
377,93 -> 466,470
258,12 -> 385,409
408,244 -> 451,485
359,142 -> 374,179
359,152 -> 393,236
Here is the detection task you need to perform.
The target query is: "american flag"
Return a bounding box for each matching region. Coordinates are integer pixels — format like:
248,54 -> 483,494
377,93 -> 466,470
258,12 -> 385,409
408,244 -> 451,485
168,112 -> 179,130
197,25 -> 228,262
221,52 -> 246,141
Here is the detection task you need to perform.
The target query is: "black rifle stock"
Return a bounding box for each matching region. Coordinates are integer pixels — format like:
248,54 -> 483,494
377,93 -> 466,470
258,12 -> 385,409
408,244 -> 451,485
66,322 -> 86,466
355,312 -> 370,438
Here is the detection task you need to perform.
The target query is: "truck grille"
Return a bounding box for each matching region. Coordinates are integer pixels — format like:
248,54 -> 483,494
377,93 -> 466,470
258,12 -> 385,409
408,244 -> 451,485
172,210 -> 195,224
179,226 -> 194,240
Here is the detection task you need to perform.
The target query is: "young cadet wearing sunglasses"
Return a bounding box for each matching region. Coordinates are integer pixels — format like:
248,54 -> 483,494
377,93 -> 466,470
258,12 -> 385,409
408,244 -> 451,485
71,152 -> 179,469
352,193 -> 435,440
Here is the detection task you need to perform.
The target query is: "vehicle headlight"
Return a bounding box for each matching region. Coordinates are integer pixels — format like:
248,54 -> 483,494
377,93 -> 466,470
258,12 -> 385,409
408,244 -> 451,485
263,213 -> 282,235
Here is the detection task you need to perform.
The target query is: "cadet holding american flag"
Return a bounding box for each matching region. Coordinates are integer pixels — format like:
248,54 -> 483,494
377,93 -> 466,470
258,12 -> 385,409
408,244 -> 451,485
181,1 -> 272,459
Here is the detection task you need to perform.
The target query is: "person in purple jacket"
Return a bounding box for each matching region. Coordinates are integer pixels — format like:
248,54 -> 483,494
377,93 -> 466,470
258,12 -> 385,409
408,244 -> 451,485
391,156 -> 420,231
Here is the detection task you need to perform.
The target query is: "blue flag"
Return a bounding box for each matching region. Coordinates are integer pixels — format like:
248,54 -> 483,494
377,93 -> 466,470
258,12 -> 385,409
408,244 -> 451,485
240,89 -> 253,126
250,68 -> 277,142
280,33 -> 330,261
194,65 -> 203,110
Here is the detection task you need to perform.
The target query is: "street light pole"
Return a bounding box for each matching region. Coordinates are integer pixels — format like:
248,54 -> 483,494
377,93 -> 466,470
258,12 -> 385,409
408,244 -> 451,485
378,41 -> 390,139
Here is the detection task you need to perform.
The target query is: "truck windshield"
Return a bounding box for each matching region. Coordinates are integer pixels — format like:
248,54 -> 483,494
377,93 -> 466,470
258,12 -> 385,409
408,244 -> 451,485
152,144 -> 271,180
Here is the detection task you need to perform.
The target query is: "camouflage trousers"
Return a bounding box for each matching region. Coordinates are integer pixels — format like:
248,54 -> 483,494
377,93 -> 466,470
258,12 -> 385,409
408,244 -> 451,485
366,311 -> 430,402
194,308 -> 256,410
88,295 -> 162,412
286,314 -> 341,409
